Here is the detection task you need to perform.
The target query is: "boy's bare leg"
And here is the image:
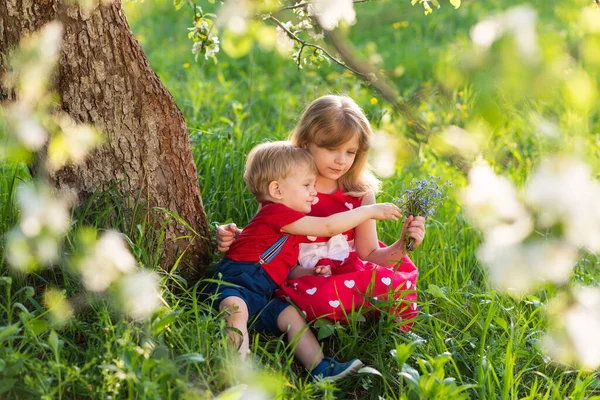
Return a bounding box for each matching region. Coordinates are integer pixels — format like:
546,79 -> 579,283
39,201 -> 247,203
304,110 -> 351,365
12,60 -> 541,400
277,306 -> 324,370
219,296 -> 250,359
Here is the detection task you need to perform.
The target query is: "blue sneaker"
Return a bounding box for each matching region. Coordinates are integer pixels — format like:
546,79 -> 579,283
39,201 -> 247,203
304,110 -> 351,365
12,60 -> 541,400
308,357 -> 363,382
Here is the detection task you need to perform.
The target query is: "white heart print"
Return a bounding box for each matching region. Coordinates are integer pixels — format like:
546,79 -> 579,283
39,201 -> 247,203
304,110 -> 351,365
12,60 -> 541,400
329,300 -> 340,308
345,202 -> 353,210
344,280 -> 355,289
306,287 -> 317,295
307,236 -> 317,241
381,277 -> 392,286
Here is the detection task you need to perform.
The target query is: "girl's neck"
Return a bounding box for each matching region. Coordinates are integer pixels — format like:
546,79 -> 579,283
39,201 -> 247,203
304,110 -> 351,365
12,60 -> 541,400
315,175 -> 339,194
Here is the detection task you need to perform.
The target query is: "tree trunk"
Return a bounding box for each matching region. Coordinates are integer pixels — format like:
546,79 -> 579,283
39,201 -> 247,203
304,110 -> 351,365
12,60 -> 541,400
0,0 -> 211,280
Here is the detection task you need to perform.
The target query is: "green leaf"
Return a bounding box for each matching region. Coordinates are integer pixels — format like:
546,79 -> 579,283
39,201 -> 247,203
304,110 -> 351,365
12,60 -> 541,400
48,330 -> 59,354
27,319 -> 48,336
358,366 -> 382,376
175,353 -> 206,365
317,322 -> 335,340
426,284 -> 446,299
450,0 -> 461,8
0,324 -> 21,343
152,312 -> 181,335
0,378 -> 16,395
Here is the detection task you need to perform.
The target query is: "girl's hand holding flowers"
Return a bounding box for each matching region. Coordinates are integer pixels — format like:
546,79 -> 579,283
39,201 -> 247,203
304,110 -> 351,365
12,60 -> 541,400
400,215 -> 426,251
396,175 -> 450,252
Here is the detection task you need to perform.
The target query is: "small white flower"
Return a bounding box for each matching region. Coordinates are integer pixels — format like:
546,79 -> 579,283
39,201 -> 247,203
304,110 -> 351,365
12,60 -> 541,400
308,0 -> 356,31
525,156 -> 600,251
276,21 -> 295,55
479,240 -> 577,295
462,161 -> 532,246
79,231 -> 137,292
470,5 -> 538,59
119,271 -> 161,319
543,287 -> 600,369
204,36 -> 220,60
370,131 -> 396,178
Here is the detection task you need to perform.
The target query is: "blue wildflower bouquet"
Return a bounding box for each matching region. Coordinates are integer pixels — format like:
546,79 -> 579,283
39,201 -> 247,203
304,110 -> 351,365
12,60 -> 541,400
397,175 -> 450,251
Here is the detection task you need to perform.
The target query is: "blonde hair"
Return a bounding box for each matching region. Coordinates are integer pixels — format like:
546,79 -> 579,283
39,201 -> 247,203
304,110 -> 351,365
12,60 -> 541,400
244,141 -> 317,201
289,95 -> 381,197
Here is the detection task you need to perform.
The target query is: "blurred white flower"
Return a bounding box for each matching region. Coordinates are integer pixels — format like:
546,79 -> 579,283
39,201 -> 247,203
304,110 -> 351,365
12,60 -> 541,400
276,21 -> 295,55
543,287 -> 600,369
79,231 -> 137,292
5,230 -> 37,272
370,131 -> 396,178
205,36 -> 220,59
119,271 -> 161,319
479,240 -> 577,294
6,183 -> 72,271
308,0 -> 356,31
470,5 -> 538,59
47,114 -> 102,171
435,125 -> 481,159
470,19 -> 500,49
525,157 -> 600,251
462,161 -> 532,246
17,184 -> 71,236
218,0 -> 249,35
10,21 -> 64,106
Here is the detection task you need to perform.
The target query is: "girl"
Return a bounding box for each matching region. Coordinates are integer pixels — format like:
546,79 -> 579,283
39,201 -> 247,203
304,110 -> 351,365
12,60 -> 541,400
217,95 -> 425,330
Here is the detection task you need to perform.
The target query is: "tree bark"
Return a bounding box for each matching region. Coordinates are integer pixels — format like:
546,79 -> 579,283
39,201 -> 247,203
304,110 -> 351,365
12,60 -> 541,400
0,0 -> 211,280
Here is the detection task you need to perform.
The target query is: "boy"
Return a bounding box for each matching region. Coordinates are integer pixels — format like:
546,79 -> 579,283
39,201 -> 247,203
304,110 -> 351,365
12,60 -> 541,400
206,141 -> 401,381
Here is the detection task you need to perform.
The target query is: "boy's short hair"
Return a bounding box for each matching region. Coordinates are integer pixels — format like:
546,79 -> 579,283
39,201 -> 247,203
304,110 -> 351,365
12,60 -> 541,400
244,141 -> 317,201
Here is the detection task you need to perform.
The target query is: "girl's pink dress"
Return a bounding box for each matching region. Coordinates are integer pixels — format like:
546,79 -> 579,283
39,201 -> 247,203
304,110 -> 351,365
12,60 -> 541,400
276,189 -> 418,331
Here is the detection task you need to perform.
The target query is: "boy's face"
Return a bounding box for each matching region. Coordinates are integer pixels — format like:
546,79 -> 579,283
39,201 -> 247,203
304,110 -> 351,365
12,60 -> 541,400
276,164 -> 318,213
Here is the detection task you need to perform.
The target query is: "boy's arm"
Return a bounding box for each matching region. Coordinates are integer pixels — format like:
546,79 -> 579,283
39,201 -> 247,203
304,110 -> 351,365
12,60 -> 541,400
281,203 -> 401,237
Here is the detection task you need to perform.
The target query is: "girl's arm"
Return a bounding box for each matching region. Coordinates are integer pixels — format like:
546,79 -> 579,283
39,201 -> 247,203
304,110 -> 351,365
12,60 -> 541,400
354,192 -> 426,268
281,203 -> 401,237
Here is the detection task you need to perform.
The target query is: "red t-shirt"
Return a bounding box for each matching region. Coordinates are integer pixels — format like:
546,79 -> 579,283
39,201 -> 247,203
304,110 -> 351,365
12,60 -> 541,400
226,202 -> 305,285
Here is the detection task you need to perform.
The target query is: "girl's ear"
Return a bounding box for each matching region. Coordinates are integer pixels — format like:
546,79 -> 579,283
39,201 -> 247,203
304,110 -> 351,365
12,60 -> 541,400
268,180 -> 283,199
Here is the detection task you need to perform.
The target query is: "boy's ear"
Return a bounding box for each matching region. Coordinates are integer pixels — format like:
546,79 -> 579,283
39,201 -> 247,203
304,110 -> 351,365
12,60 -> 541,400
268,180 -> 283,199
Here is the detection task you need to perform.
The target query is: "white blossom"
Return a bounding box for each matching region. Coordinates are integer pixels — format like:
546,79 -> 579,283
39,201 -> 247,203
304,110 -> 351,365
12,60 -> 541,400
543,287 -> 600,369
470,5 -> 538,59
370,131 -> 396,178
218,0 -> 249,35
119,271 -> 161,319
79,231 -> 137,292
308,0 -> 356,31
478,240 -> 577,294
276,22 -> 295,55
462,161 -> 532,247
17,184 -> 71,237
525,156 -> 600,251
205,36 -> 220,59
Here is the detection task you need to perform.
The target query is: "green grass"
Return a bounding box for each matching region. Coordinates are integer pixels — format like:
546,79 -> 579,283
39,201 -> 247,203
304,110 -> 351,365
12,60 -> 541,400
1,0 -> 600,398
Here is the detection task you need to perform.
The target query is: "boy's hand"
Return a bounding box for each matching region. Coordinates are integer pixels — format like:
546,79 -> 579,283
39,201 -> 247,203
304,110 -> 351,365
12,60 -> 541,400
368,203 -> 402,221
216,223 -> 239,252
400,215 -> 426,249
314,264 -> 332,277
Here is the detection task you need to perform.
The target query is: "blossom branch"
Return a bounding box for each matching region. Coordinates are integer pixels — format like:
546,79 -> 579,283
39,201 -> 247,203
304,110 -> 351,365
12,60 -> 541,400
266,14 -> 369,78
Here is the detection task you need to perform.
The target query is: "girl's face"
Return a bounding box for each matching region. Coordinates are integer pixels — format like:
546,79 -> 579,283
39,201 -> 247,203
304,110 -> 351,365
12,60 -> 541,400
307,134 -> 359,185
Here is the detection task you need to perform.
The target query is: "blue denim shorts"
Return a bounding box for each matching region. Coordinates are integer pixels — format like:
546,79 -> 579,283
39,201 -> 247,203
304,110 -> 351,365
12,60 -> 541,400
204,258 -> 290,335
